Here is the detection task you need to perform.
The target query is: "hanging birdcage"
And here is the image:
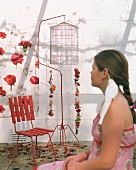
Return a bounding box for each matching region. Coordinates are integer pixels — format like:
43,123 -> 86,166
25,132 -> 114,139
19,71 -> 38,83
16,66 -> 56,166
50,22 -> 79,65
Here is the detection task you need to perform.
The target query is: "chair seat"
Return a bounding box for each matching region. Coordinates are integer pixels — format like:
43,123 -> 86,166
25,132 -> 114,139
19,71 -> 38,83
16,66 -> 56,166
34,127 -> 54,133
16,128 -> 49,137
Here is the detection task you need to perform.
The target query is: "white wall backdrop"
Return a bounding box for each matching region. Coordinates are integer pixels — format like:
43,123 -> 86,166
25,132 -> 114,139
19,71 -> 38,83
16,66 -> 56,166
0,0 -> 136,143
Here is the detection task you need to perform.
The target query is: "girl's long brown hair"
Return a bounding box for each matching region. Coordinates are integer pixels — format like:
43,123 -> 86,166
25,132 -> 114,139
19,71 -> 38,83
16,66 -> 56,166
94,49 -> 136,124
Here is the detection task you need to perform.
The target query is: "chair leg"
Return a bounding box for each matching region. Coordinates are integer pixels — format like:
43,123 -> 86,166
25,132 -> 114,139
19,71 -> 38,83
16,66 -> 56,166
47,133 -> 57,160
35,136 -> 39,157
31,137 -> 37,167
12,134 -> 20,163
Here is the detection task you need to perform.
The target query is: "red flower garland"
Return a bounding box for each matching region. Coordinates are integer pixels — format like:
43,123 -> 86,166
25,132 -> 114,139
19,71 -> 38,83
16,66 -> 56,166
74,68 -> 81,134
48,70 -> 56,117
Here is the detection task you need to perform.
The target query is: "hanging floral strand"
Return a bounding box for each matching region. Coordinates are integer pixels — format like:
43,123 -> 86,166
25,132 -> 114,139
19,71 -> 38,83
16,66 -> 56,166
74,68 -> 82,134
48,70 -> 56,117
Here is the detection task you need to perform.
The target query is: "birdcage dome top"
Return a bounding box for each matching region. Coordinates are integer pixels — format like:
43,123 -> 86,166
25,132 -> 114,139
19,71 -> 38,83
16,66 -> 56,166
50,22 -> 79,29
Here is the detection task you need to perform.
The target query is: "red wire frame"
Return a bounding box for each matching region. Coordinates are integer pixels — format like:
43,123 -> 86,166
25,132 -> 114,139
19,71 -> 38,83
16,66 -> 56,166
37,15 -> 80,147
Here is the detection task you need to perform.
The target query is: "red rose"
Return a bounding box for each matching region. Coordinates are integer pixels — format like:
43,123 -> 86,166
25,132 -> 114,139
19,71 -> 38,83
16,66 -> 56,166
75,99 -> 80,104
30,76 -> 39,84
1,90 -> 7,96
0,86 -> 2,92
48,110 -> 54,117
75,74 -> 80,78
4,75 -> 16,86
49,94 -> 53,98
75,93 -> 79,97
74,68 -> 80,74
18,40 -> 33,54
0,105 -> 5,113
18,40 -> 33,48
11,53 -> 24,65
76,108 -> 81,113
35,60 -> 39,69
0,32 -> 7,39
0,47 -> 5,55
76,82 -> 80,86
0,86 -> 7,97
74,68 -> 79,72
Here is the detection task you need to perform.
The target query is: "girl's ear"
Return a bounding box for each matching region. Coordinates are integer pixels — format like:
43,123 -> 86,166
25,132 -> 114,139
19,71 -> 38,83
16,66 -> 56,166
102,68 -> 109,79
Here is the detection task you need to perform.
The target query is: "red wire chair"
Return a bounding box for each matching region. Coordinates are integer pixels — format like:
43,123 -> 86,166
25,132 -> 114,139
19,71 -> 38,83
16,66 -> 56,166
8,95 -> 56,167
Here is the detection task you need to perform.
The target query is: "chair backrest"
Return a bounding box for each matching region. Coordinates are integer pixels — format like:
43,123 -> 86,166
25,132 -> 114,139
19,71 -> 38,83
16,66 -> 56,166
9,95 -> 35,125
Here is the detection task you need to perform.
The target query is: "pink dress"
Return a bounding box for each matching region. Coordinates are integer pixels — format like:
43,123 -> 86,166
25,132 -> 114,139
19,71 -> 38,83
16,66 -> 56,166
36,114 -> 136,170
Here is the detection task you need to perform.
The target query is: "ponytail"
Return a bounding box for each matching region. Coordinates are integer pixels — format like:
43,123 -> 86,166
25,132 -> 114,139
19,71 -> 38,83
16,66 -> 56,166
123,83 -> 136,124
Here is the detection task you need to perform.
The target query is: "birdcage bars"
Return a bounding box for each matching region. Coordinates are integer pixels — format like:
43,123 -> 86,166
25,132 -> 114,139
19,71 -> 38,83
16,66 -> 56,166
50,22 -> 79,65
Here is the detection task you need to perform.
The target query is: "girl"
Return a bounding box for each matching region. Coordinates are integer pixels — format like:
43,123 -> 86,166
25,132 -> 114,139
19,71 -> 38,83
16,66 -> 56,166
36,49 -> 136,170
